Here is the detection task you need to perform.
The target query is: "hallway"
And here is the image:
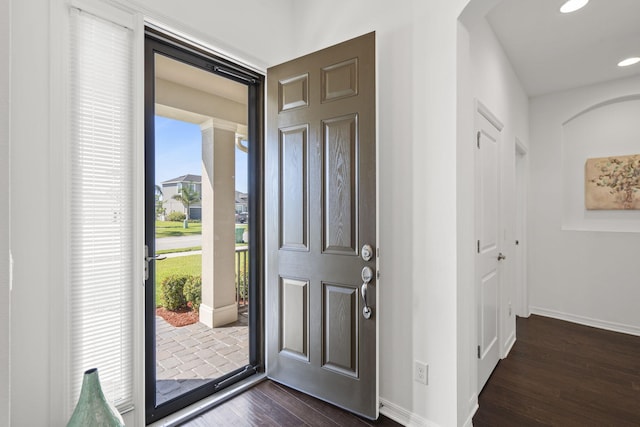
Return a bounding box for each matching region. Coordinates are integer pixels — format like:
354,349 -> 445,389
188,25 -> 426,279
473,315 -> 640,426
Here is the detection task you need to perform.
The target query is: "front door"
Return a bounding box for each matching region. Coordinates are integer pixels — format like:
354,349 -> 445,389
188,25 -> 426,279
476,107 -> 503,391
266,33 -> 377,419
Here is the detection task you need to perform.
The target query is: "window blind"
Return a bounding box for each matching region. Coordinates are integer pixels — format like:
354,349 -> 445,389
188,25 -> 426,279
68,7 -> 134,413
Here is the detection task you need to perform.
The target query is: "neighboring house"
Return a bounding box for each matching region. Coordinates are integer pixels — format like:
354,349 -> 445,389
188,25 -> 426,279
235,191 -> 248,223
161,174 -> 202,220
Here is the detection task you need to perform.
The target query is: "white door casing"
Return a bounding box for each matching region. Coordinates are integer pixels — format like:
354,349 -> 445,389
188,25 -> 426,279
515,140 -> 528,317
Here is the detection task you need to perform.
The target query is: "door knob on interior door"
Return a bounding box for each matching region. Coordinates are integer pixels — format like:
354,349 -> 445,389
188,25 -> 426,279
497,252 -> 506,261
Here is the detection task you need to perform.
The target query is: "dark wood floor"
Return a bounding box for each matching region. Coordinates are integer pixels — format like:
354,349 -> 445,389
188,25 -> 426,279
181,380 -> 402,426
474,315 -> 640,427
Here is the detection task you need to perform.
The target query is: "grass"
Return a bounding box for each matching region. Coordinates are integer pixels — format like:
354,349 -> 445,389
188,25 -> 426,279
154,243 -> 250,308
155,220 -> 202,238
155,254 -> 202,307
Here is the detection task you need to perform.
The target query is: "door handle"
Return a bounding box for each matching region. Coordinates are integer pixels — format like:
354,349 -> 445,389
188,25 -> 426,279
497,252 -> 506,261
360,266 -> 374,319
361,282 -> 372,319
144,245 -> 167,281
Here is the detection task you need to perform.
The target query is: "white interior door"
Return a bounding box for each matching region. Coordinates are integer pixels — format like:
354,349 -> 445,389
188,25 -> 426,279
476,107 -> 503,392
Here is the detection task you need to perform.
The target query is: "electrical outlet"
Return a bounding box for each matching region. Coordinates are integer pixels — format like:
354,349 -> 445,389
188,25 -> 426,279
414,361 -> 428,385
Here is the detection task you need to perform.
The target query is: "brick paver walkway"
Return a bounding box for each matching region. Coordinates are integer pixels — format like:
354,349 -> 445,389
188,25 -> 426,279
155,311 -> 249,404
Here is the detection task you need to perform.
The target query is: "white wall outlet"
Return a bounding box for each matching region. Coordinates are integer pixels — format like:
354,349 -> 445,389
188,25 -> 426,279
414,361 -> 428,385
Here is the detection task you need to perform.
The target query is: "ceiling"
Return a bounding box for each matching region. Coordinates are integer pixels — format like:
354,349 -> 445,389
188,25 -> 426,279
155,54 -> 248,105
486,0 -> 640,97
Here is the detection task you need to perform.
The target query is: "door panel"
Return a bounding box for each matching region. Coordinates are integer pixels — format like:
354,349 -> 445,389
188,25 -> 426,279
322,282 -> 358,376
280,277 -> 309,360
476,111 -> 502,392
280,125 -> 309,250
266,32 -> 377,419
323,114 -> 358,254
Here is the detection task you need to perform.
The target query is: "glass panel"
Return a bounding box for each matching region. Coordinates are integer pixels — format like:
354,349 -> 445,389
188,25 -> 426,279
153,54 -> 250,406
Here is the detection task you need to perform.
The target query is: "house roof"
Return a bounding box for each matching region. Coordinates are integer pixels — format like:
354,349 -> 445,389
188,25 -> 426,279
235,191 -> 248,204
162,174 -> 201,184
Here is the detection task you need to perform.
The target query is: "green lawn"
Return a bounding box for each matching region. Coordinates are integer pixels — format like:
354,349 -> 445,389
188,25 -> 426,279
154,245 -> 249,308
155,220 -> 202,238
155,254 -> 202,307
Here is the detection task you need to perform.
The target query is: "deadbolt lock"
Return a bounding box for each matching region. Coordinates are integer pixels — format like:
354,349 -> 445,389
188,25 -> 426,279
361,244 -> 374,262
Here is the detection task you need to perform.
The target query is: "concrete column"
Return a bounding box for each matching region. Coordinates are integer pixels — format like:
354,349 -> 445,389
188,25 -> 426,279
199,119 -> 238,327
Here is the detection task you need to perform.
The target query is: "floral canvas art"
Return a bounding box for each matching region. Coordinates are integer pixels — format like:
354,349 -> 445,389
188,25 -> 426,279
585,154 -> 640,210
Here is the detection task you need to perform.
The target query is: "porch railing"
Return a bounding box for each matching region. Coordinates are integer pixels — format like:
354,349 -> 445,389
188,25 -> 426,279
235,246 -> 249,309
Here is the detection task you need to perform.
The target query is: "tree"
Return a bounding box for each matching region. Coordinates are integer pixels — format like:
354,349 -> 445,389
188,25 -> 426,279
172,185 -> 201,226
155,185 -> 165,219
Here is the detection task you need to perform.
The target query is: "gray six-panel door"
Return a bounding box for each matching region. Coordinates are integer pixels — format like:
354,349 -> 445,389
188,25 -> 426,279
266,32 -> 377,419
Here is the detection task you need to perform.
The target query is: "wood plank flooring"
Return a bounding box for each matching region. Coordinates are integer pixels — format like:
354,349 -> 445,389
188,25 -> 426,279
474,315 -> 640,427
182,380 -> 402,426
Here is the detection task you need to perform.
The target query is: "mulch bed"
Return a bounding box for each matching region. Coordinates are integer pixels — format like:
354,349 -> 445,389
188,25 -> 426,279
156,307 -> 198,327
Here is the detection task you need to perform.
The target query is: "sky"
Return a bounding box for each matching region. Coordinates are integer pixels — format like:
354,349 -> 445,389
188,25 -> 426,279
155,115 -> 248,193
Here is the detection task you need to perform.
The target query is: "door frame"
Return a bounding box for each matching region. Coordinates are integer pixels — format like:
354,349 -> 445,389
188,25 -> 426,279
514,138 -> 529,317
143,29 -> 265,423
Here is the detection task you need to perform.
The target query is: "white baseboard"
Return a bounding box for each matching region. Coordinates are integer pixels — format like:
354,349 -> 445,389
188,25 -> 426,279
379,399 -> 440,427
502,330 -> 516,358
462,400 -> 478,427
529,306 -> 640,337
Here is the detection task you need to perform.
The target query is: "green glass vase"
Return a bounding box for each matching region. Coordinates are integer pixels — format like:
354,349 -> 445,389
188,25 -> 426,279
67,368 -> 125,427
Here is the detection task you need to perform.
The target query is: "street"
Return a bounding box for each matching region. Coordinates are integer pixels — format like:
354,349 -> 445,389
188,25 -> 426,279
155,234 -> 202,251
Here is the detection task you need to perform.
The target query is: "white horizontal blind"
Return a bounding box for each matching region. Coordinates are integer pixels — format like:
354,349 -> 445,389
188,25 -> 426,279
68,7 -> 134,413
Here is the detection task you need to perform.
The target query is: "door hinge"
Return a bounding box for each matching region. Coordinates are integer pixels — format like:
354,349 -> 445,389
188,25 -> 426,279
477,345 -> 481,359
477,240 -> 480,254
476,131 -> 481,149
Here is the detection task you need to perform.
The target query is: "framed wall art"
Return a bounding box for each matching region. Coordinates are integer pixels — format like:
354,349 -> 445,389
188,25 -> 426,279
585,154 -> 640,210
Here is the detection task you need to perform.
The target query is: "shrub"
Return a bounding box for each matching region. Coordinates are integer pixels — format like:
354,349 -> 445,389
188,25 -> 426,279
160,274 -> 189,311
183,275 -> 202,312
166,211 -> 186,222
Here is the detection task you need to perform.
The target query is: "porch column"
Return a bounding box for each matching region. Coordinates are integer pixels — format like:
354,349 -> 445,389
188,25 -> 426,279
199,118 -> 237,327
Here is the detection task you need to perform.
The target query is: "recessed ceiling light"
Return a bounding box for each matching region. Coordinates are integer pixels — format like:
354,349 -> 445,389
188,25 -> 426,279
618,57 -> 640,67
560,0 -> 589,13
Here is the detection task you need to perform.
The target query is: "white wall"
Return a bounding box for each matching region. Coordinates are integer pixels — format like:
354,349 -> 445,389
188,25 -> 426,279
132,0 -> 296,70
457,7 -> 530,424
529,75 -> 640,334
9,0 -> 52,425
562,97 -> 640,231
456,22 -> 477,427
7,0 -> 484,426
290,1 -> 474,426
1,0 -> 11,424
8,0 -> 294,425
